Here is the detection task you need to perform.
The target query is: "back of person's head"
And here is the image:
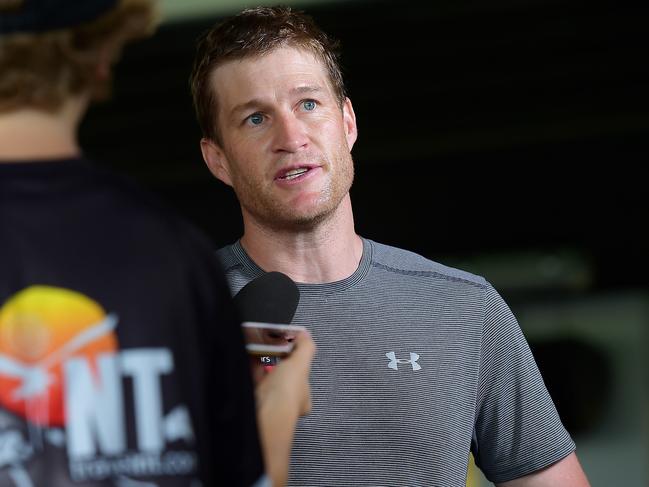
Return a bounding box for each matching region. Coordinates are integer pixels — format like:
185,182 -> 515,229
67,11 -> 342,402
0,0 -> 157,113
189,5 -> 347,145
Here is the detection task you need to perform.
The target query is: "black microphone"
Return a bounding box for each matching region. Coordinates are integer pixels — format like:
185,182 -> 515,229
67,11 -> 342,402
233,272 -> 301,364
233,271 -> 300,324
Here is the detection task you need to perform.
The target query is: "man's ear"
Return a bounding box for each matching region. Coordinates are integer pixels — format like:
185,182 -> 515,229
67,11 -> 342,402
200,138 -> 233,187
342,97 -> 358,150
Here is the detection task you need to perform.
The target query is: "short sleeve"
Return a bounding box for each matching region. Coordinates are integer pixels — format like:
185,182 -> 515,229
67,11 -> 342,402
472,284 -> 575,483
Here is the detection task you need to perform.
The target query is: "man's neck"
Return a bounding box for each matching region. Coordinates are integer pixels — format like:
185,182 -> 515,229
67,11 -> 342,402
240,195 -> 363,284
0,98 -> 86,161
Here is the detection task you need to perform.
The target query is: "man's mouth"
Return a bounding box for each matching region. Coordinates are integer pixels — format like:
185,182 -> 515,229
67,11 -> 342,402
276,166 -> 313,181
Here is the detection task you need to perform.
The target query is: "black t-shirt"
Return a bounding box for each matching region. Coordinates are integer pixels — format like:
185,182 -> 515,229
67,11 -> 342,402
0,158 -> 263,486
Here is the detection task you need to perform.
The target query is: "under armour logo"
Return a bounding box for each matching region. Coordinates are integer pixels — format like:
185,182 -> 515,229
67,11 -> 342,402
386,352 -> 421,371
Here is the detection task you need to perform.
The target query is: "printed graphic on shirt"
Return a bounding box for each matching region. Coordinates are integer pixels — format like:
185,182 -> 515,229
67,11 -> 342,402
0,286 -> 198,484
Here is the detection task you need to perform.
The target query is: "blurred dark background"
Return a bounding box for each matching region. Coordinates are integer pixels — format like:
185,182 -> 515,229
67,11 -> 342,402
81,0 -> 648,293
79,1 -> 648,484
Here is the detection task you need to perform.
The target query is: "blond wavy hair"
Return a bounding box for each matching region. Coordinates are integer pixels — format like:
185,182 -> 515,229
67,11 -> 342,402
0,0 -> 158,112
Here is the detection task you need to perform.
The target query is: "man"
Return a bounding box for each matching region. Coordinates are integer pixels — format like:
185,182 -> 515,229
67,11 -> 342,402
0,1 -> 313,486
190,6 -> 590,486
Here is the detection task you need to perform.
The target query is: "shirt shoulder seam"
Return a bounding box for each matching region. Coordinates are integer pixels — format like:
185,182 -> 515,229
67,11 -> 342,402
371,261 -> 488,290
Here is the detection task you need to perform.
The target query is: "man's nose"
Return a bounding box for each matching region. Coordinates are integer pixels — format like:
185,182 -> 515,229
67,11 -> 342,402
272,113 -> 309,153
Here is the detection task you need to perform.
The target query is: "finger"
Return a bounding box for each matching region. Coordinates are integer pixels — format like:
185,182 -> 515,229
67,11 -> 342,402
285,330 -> 316,368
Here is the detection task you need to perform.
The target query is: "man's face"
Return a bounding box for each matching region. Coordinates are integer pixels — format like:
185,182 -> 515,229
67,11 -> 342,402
201,46 -> 357,231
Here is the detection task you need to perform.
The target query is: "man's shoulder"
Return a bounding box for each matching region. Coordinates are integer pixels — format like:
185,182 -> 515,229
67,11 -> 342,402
368,239 -> 488,289
71,159 -> 221,263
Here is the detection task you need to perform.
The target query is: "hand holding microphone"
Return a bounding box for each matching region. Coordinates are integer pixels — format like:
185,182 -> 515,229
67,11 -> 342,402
232,271 -> 314,411
234,271 -> 303,379
233,272 -> 316,487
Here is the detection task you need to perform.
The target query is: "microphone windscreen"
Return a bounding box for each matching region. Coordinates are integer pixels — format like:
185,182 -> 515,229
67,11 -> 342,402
233,271 -> 300,324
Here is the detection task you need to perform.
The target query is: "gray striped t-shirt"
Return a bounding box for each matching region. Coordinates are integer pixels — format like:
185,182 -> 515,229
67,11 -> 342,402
217,238 -> 575,486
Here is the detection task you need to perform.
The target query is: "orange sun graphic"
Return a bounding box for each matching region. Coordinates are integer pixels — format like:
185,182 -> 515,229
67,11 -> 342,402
0,286 -> 118,426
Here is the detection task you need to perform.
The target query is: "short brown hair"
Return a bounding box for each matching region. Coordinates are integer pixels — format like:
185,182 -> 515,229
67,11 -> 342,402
189,5 -> 347,145
0,0 -> 157,113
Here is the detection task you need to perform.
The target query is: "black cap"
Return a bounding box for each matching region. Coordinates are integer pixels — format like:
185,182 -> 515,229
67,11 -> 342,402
0,0 -> 118,35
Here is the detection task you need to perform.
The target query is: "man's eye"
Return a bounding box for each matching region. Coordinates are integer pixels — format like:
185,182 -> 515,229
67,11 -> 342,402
247,113 -> 264,125
302,100 -> 316,111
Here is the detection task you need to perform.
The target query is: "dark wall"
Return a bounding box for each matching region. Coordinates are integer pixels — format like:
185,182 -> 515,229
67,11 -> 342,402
80,0 -> 649,291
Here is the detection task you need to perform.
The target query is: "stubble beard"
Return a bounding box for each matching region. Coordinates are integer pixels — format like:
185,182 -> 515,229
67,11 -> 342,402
237,150 -> 354,233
